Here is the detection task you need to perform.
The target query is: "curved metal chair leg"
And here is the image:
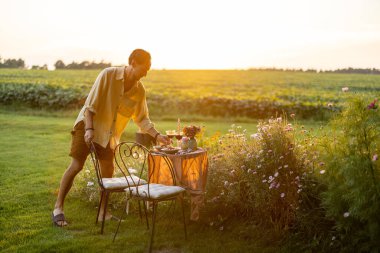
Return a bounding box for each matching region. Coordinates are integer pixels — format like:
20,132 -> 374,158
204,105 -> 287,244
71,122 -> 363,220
113,199 -> 128,242
143,200 -> 149,229
96,191 -> 104,224
100,192 -> 109,234
149,202 -> 157,253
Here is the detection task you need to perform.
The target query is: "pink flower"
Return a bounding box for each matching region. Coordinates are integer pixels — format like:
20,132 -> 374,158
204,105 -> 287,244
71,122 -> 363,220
367,99 -> 378,110
372,154 -> 378,161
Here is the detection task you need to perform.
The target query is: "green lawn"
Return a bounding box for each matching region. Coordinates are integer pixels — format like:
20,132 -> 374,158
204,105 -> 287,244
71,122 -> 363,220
0,108 -> 325,252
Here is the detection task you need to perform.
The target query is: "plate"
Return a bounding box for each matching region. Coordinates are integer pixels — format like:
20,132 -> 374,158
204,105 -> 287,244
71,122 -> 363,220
160,147 -> 181,154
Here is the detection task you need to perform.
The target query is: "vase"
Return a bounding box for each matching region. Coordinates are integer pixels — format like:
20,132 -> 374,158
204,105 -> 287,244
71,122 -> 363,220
188,137 -> 197,151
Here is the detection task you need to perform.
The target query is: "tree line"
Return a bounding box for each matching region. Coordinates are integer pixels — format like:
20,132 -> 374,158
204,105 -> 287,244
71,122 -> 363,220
250,67 -> 380,74
1,56 -> 380,74
0,57 -> 25,68
54,60 -> 111,70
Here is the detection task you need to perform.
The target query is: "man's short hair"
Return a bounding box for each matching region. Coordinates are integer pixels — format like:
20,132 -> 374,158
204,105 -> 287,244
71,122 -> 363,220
129,49 -> 151,65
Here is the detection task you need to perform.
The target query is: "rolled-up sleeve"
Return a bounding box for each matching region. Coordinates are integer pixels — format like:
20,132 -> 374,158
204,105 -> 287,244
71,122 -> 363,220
132,95 -> 159,138
83,69 -> 107,114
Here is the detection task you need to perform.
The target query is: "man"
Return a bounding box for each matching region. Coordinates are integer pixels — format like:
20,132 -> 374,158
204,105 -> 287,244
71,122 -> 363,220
52,49 -> 170,226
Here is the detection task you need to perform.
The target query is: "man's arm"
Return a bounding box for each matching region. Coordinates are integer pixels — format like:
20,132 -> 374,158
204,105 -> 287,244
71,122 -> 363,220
84,109 -> 95,145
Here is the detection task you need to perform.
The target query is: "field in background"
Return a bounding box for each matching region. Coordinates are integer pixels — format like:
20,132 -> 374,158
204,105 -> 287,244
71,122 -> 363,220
1,69 -> 380,119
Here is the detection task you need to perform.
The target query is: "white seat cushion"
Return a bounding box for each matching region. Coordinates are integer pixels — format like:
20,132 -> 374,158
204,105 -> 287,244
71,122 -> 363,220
129,183 -> 185,200
102,176 -> 147,190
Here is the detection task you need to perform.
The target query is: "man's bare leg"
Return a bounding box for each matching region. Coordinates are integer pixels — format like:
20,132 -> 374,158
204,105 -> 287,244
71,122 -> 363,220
98,159 -> 114,221
53,158 -> 85,226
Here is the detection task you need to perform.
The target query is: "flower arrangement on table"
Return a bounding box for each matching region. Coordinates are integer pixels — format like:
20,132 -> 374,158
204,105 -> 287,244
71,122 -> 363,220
181,125 -> 201,151
182,125 -> 201,139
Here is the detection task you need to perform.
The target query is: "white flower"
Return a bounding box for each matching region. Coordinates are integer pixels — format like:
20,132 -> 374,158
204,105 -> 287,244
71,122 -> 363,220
262,179 -> 267,183
87,181 -> 94,187
224,181 -> 229,187
342,87 -> 349,92
280,193 -> 285,198
343,212 -> 350,218
284,165 -> 288,168
274,172 -> 279,177
320,170 -> 326,174
85,169 -> 90,174
332,236 -> 336,241
247,169 -> 252,174
250,133 -> 260,140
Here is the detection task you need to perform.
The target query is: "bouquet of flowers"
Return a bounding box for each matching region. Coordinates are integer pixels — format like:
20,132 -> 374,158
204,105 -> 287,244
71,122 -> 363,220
183,125 -> 201,139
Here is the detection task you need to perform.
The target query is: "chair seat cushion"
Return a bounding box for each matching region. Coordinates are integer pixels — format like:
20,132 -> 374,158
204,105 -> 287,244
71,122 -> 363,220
129,183 -> 185,200
102,176 -> 147,190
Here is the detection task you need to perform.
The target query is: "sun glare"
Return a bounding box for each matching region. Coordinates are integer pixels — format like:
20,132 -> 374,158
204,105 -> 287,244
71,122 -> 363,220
0,0 -> 379,69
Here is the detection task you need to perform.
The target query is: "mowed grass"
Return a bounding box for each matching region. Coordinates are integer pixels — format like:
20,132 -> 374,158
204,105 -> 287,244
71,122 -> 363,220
2,110 -> 310,253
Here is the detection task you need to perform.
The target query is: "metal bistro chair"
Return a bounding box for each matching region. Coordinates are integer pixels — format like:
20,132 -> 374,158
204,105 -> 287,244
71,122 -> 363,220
88,141 -> 147,234
113,142 -> 187,253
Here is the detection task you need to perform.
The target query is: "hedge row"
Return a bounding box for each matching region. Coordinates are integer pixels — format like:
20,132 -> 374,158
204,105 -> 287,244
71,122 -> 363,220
0,83 -> 333,119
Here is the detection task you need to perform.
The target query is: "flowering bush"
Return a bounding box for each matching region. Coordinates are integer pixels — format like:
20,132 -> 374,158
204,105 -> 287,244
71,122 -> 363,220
320,96 -> 380,251
205,117 -> 318,232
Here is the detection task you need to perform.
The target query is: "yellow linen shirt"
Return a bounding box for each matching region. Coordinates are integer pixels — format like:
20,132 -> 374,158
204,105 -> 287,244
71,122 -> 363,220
74,66 -> 159,149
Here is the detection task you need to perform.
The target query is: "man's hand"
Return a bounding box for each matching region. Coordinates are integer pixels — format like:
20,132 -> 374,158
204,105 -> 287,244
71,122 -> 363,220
156,134 -> 170,146
84,129 -> 95,146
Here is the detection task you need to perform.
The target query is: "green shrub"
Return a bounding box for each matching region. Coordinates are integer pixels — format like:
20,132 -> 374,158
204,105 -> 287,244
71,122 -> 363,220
321,96 -> 380,252
0,83 -> 86,109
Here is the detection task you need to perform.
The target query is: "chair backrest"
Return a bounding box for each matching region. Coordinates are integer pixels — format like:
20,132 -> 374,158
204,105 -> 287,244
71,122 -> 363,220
114,142 -> 150,186
88,141 -> 105,189
114,142 -> 177,195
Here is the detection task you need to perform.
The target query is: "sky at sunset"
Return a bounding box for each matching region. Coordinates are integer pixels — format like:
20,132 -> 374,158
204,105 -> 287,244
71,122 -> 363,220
1,0 -> 380,70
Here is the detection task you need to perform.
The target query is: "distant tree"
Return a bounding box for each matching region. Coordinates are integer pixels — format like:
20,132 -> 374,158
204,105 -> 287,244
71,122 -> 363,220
54,60 -> 66,69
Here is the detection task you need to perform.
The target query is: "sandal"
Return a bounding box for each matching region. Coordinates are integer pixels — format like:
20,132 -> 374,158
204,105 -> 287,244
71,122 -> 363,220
51,212 -> 67,227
